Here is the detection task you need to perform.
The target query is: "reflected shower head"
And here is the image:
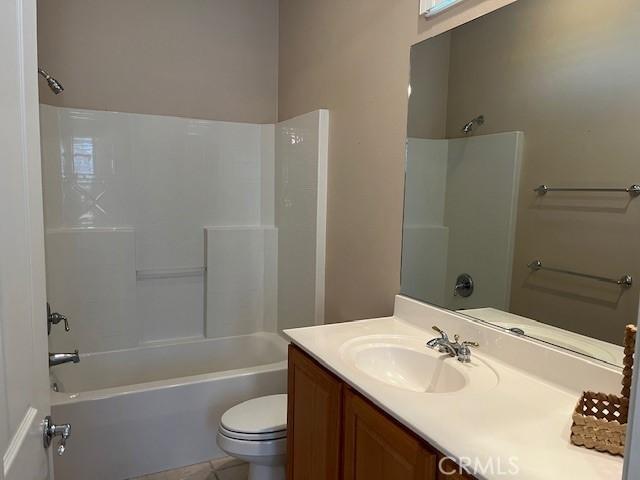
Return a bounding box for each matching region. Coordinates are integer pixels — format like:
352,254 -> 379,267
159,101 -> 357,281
38,67 -> 64,95
462,115 -> 484,134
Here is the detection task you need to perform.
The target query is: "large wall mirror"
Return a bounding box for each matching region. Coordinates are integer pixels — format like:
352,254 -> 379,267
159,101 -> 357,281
402,0 -> 640,367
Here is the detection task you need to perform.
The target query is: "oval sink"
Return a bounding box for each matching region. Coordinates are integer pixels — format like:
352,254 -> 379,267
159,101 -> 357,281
340,335 -> 498,394
352,345 -> 467,393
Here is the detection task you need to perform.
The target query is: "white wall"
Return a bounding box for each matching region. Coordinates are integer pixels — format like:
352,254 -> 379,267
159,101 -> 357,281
275,110 -> 329,331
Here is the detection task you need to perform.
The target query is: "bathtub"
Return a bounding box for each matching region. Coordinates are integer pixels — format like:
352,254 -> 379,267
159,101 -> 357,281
50,332 -> 288,480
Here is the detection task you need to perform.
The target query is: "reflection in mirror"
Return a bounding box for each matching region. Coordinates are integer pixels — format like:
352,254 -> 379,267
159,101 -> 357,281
402,0 -> 640,367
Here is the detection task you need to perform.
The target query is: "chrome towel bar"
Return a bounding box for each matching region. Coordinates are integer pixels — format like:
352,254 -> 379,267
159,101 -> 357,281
534,184 -> 640,196
527,260 -> 633,288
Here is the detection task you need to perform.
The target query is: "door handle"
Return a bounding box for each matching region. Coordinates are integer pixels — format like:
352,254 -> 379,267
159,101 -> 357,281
43,416 -> 71,456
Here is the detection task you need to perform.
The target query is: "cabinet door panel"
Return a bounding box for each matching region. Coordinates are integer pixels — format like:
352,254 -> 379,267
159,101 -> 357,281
437,458 -> 475,480
287,345 -> 343,480
343,388 -> 437,480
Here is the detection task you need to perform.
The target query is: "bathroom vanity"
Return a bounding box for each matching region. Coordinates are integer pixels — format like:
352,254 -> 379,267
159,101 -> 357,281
285,296 -> 624,479
287,344 -> 470,479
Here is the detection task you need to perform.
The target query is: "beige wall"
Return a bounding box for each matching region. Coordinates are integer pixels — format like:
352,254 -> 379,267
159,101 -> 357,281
37,0 -> 278,123
407,33 -> 451,140
440,0 -> 640,343
278,0 -> 516,323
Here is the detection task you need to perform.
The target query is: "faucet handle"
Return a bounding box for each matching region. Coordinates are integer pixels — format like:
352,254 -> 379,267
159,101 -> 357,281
47,303 -> 70,335
426,326 -> 448,349
432,326 -> 448,339
457,340 -> 479,363
53,314 -> 69,332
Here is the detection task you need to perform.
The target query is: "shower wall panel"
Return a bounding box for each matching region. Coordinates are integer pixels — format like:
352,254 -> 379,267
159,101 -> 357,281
45,228 -> 137,353
275,110 -> 329,331
205,226 -> 277,338
444,131 -> 523,311
402,138 -> 449,305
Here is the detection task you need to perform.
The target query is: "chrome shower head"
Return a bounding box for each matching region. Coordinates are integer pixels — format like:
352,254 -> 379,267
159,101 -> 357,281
38,67 -> 64,95
462,115 -> 484,134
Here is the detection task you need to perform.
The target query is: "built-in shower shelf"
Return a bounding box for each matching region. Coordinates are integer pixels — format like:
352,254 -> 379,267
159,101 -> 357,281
136,267 -> 206,280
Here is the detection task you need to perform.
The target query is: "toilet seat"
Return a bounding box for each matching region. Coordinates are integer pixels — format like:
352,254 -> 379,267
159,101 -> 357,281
218,424 -> 287,442
216,431 -> 287,459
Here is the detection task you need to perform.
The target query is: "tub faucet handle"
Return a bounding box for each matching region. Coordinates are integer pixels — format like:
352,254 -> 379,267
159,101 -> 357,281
47,303 -> 70,335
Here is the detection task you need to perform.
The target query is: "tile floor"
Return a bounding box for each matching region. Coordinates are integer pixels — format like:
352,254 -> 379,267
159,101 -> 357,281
130,457 -> 248,480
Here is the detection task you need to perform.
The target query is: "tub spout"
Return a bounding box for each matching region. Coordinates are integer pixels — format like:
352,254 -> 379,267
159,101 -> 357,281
49,350 -> 80,367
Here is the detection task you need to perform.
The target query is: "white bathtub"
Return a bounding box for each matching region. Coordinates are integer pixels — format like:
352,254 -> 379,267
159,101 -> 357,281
50,332 -> 288,480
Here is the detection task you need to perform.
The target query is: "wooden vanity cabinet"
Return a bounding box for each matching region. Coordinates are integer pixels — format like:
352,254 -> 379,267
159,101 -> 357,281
343,387 -> 437,479
287,345 -> 475,480
287,345 -> 343,480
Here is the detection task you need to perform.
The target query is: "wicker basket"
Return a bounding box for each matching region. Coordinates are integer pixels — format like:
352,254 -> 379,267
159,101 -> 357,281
570,324 -> 636,456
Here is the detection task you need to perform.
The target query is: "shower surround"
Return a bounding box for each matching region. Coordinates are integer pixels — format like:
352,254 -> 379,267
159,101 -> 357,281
41,105 -> 328,352
40,105 -> 328,479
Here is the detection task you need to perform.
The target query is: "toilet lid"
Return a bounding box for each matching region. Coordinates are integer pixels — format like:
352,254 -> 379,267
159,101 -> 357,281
221,394 -> 287,435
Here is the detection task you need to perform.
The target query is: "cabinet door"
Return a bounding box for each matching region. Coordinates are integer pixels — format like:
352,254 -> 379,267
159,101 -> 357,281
287,345 -> 343,480
343,388 -> 437,480
437,458 -> 475,479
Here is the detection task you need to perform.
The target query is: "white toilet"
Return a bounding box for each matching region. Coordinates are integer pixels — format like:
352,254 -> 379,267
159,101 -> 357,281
216,394 -> 287,480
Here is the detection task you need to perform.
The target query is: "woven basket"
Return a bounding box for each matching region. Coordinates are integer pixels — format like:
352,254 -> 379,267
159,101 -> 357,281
570,324 -> 636,456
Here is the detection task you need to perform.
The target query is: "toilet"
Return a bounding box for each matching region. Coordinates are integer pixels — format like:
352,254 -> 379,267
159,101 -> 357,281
216,394 -> 287,480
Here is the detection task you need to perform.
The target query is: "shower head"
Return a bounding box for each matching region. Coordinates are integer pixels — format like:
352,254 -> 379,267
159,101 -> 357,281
38,67 -> 64,95
462,115 -> 484,135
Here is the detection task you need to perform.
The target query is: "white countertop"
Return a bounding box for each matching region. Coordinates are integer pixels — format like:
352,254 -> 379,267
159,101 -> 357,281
285,296 -> 624,480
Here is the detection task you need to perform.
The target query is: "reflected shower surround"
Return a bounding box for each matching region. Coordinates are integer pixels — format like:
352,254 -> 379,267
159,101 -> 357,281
401,133 -> 522,311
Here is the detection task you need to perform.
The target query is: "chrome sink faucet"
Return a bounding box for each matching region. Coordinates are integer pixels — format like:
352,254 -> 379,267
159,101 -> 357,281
426,326 -> 479,363
49,350 -> 80,367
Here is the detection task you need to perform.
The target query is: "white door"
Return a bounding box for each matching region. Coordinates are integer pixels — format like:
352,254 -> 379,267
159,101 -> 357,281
0,0 -> 52,478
